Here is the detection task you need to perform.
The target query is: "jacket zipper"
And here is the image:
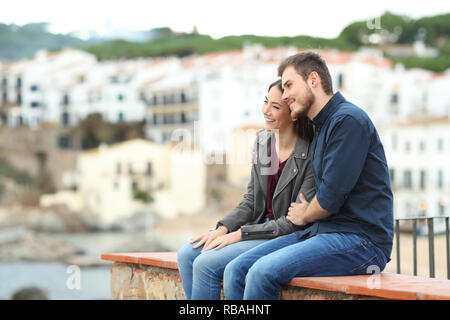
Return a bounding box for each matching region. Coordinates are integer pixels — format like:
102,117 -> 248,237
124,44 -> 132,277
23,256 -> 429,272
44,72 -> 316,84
243,230 -> 275,236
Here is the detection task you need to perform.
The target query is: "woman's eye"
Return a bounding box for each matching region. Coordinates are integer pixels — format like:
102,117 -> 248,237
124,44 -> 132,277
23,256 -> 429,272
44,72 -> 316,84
272,105 -> 280,110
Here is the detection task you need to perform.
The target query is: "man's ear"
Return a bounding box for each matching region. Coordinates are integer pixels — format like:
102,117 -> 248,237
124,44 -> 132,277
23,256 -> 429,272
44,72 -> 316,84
308,71 -> 320,89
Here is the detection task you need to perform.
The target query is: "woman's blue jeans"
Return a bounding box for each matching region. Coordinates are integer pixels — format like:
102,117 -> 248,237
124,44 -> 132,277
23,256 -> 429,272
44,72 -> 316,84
223,232 -> 388,300
177,239 -> 268,300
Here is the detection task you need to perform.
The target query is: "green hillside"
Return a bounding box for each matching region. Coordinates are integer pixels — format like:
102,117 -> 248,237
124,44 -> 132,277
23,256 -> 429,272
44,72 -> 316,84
1,12 -> 449,71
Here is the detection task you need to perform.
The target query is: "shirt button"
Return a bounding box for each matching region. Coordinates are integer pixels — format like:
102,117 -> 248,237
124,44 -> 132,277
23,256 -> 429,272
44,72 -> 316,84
301,153 -> 305,157
293,169 -> 297,173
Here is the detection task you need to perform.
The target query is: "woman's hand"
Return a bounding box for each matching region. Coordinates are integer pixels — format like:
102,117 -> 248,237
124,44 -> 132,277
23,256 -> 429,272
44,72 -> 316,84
189,225 -> 228,250
201,230 -> 242,253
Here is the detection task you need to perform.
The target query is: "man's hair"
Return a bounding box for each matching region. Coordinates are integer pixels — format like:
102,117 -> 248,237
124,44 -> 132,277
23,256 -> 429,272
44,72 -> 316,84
277,51 -> 333,95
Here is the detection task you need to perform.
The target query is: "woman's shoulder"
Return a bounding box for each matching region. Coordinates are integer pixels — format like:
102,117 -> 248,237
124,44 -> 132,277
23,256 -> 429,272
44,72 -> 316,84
292,137 -> 311,159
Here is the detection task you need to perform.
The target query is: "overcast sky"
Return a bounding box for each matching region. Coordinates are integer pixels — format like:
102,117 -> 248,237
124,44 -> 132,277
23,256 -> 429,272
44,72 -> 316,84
2,0 -> 449,39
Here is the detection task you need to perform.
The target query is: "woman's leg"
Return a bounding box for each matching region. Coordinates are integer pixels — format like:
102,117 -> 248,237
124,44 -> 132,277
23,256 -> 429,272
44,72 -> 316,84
177,242 -> 202,300
177,239 -> 268,300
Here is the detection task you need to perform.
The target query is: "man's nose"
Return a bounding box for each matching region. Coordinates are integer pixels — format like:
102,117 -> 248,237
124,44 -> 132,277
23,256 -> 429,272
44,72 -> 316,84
281,91 -> 289,102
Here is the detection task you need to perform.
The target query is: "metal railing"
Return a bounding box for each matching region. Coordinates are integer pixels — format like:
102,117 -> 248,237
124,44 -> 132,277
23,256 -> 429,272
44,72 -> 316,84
394,216 -> 450,279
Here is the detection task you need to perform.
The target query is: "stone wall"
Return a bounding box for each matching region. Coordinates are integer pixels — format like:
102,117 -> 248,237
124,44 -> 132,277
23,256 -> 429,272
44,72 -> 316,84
109,262 -> 380,300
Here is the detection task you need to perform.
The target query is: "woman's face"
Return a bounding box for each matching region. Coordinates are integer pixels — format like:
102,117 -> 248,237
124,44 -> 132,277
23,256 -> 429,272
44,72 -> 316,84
262,86 -> 294,132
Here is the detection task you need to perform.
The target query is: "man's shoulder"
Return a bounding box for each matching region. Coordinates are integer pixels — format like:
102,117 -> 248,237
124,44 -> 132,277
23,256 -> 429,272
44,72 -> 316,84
335,100 -> 369,120
332,100 -> 374,128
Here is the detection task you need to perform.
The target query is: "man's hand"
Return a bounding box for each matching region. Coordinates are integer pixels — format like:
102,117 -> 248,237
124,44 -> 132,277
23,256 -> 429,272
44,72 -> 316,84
201,230 -> 242,253
286,193 -> 310,226
190,225 -> 228,250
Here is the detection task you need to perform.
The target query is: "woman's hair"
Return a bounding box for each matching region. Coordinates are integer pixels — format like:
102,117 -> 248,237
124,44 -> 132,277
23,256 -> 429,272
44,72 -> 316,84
267,80 -> 314,143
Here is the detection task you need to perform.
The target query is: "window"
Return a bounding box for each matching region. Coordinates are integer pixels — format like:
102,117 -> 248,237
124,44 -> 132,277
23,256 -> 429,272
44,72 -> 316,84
439,202 -> 446,216
61,112 -> 69,126
438,138 -> 444,152
392,133 -> 397,151
58,135 -> 71,149
404,141 -> 411,152
437,169 -> 444,189
419,170 -> 426,190
117,94 -> 124,102
389,168 -> 395,186
337,73 -> 344,89
403,170 -> 412,190
62,94 -> 70,106
30,85 -> 39,91
419,141 -> 426,152
31,101 -> 39,108
146,162 -> 152,176
116,162 -> 121,175
390,92 -> 398,104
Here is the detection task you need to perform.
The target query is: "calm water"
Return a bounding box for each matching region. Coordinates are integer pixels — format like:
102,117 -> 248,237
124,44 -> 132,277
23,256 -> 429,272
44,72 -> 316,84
0,261 -> 110,300
0,230 -> 166,300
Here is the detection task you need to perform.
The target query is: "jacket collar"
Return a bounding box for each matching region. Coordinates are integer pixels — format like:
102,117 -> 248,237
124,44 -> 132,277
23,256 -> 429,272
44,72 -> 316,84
255,130 -> 310,198
312,91 -> 345,128
256,130 -> 309,160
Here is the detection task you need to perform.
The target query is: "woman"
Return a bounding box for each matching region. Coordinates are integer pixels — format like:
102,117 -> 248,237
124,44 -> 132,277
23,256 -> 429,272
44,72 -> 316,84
177,79 -> 315,300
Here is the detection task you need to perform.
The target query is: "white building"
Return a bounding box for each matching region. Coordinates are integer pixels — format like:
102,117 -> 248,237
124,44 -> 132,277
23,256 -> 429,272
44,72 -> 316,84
144,45 -> 298,156
0,49 -> 97,128
0,49 -> 179,129
380,116 -> 450,231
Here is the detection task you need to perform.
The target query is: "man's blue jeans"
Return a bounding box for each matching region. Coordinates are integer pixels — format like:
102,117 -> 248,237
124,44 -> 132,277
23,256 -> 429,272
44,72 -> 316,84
223,232 -> 388,300
177,239 -> 268,300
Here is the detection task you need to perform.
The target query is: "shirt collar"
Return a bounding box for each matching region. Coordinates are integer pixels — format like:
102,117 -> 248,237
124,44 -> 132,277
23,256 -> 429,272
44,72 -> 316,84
312,91 -> 345,127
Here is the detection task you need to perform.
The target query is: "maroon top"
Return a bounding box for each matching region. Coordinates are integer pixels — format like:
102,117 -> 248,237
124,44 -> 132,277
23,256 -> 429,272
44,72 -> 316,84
265,158 -> 288,220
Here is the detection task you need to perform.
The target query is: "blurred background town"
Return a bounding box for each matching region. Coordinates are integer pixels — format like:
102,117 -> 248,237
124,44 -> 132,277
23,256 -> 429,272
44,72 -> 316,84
0,1 -> 449,299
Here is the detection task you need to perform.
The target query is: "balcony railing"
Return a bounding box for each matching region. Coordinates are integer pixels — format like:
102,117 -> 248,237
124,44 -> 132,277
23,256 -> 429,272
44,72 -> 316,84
394,216 -> 450,279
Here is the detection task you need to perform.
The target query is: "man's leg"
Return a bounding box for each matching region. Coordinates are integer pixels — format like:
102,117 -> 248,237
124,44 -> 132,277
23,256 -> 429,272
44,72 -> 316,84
243,232 -> 387,300
223,232 -> 300,300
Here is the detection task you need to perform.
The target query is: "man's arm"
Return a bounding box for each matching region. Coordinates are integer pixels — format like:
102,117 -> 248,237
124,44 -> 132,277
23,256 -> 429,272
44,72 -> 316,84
287,194 -> 330,226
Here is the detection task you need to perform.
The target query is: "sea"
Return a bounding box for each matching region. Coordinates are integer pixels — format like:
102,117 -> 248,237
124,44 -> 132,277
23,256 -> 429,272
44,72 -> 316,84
0,231 -> 169,300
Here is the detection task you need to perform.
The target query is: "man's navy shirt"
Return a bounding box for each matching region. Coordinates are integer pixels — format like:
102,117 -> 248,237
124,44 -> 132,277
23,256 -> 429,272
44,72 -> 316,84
297,91 -> 394,261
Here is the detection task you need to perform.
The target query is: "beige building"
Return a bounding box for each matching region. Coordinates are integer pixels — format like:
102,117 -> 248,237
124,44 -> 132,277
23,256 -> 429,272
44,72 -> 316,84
75,138 -> 205,226
226,124 -> 262,188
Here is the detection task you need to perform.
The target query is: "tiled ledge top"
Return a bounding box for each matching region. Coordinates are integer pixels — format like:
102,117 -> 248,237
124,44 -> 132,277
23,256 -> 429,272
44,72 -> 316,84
101,252 -> 450,300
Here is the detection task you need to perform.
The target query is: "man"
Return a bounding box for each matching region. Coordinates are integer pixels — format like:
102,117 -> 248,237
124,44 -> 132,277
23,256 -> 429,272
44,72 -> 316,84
223,51 -> 393,300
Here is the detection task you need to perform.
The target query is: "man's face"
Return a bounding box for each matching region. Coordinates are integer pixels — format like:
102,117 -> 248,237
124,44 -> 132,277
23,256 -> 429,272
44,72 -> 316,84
281,65 -> 315,120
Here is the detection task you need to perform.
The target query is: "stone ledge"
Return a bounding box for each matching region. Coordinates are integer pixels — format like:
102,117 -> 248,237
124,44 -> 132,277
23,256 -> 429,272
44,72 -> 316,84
101,252 -> 450,300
